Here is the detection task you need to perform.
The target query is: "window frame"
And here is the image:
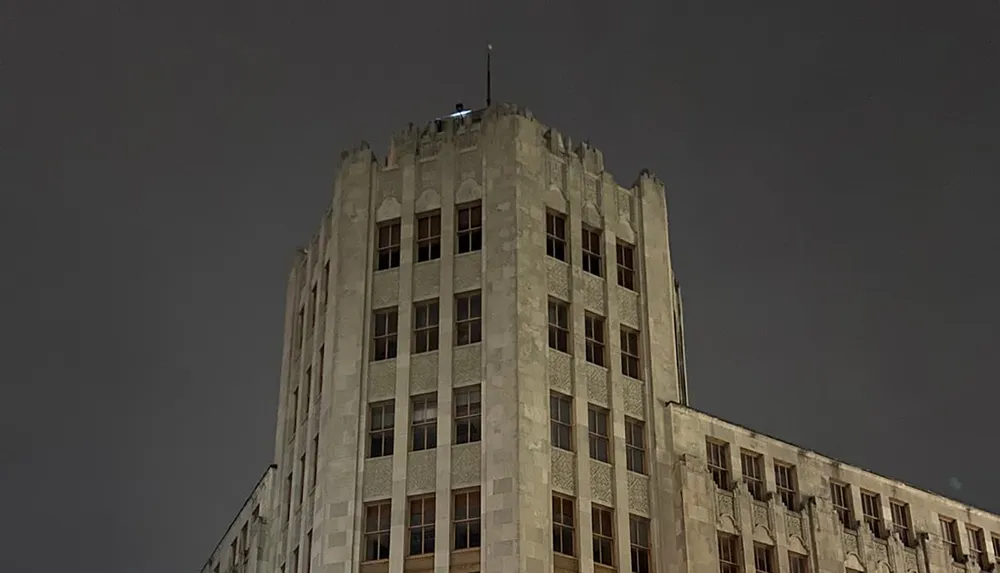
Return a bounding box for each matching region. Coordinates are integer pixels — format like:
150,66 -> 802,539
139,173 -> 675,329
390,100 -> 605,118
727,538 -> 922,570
415,211 -> 442,262
629,515 -> 651,573
552,495 -> 576,556
625,417 -> 646,474
592,504 -> 615,567
454,386 -> 482,445
830,481 -> 853,528
547,298 -> 570,353
371,307 -> 399,361
753,544 -> 774,573
456,202 -> 482,254
718,533 -> 741,573
860,490 -> 882,536
582,226 -> 603,276
413,299 -> 440,354
546,211 -> 568,261
889,500 -> 912,546
455,291 -> 482,346
453,489 -> 482,550
588,405 -> 611,463
620,327 -> 641,379
408,496 -> 436,556
367,400 -> 395,459
616,241 -> 637,291
584,313 -> 606,367
706,439 -> 731,490
363,501 -> 392,561
550,393 -> 573,451
774,461 -> 798,510
410,393 -> 438,451
740,450 -> 765,502
375,220 -> 401,270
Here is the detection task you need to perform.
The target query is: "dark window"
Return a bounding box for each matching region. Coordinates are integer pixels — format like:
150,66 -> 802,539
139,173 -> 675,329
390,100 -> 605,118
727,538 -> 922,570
890,500 -> 912,546
375,221 -> 401,270
302,367 -> 312,419
718,533 -> 741,573
546,212 -> 567,261
367,401 -> 394,458
753,544 -> 774,573
548,299 -> 570,353
830,482 -> 852,527
316,346 -> 324,403
620,327 -> 641,379
992,537 -> 1000,567
550,393 -> 573,451
309,283 -> 317,329
289,387 -> 299,435
323,261 -> 330,304
584,314 -> 606,367
455,291 -> 482,345
788,553 -> 809,573
588,405 -> 611,463
592,505 -> 615,566
968,527 -> 987,568
552,495 -> 576,556
582,227 -> 603,276
860,491 -> 882,536
297,453 -> 305,506
364,501 -> 392,561
625,418 -> 646,474
629,515 -> 651,573
453,489 -> 481,550
371,308 -> 398,361
416,212 -> 442,262
616,242 -> 636,291
284,473 -> 292,522
741,450 -> 764,501
310,435 -> 319,489
408,496 -> 435,556
304,531 -> 312,573
456,202 -> 482,254
707,440 -> 731,489
454,386 -> 482,444
413,300 -> 440,353
410,394 -> 438,451
941,518 -> 960,561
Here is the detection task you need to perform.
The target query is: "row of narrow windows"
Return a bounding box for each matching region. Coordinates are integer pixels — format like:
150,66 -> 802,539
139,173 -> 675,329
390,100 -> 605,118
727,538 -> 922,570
366,385 -> 482,457
549,393 -> 648,474
717,533 -> 810,573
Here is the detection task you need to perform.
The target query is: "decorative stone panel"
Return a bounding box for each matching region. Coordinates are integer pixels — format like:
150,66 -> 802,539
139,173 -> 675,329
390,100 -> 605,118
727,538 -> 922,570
717,490 -> 736,520
590,461 -> 613,505
546,259 -> 570,300
550,448 -> 576,494
454,253 -> 481,291
583,177 -> 600,209
627,473 -> 650,516
367,361 -> 397,402
582,273 -> 605,312
585,364 -> 610,406
458,151 -> 481,182
379,170 -> 401,202
622,377 -> 645,419
617,189 -> 633,222
547,351 -> 572,393
617,287 -> 639,328
412,261 -> 440,300
453,344 -> 482,386
903,549 -> 918,572
362,457 -> 393,500
372,269 -> 399,308
419,159 -> 439,188
406,450 -> 436,494
785,511 -> 807,541
872,539 -> 889,563
410,352 -> 438,394
451,443 -> 481,487
843,530 -> 860,554
752,500 -> 771,529
549,157 -> 564,188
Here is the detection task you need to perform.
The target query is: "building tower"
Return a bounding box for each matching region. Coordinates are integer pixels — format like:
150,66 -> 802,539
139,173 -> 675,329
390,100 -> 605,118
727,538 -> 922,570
271,103 -> 688,573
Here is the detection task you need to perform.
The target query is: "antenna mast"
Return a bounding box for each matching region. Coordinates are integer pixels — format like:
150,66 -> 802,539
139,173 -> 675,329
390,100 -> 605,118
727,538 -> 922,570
486,43 -> 492,107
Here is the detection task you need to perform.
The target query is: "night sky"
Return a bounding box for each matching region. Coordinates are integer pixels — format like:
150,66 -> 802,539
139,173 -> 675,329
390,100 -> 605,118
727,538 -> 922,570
4,2 -> 999,572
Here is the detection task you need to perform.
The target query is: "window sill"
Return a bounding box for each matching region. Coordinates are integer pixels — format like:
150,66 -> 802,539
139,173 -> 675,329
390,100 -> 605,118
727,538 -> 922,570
374,267 -> 400,274
626,469 -> 648,478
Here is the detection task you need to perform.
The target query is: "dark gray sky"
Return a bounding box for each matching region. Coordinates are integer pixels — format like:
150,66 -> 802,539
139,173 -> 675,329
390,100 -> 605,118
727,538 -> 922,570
4,1 -> 999,572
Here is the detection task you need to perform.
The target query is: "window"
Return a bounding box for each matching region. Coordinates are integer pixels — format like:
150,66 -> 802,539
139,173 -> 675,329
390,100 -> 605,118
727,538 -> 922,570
546,211 -> 567,261
304,530 -> 312,573
968,527 -> 986,568
788,553 -> 809,573
302,367 -> 312,418
371,308 -> 398,361
364,501 -> 391,561
860,491 -> 882,536
455,291 -> 482,345
295,307 -> 304,350
592,505 -> 615,566
316,346 -> 324,403
620,327 -> 641,379
552,495 -> 576,556
410,394 -> 438,451
741,450 -> 764,501
239,522 -> 248,558
454,386 -> 482,444
284,473 -> 292,521
629,515 -> 651,573
413,299 -> 440,353
616,242 -> 636,291
588,405 -> 611,463
753,544 -> 774,573
707,440 -> 731,489
323,261 -> 330,304
309,283 -> 317,329
774,462 -> 798,510
718,533 -> 741,573
889,500 -> 912,546
290,387 -> 299,433
416,211 -> 441,262
941,518 -> 960,561
230,539 -> 238,566
992,536 -> 1000,565
584,313 -> 606,366
297,453 -> 306,506
550,393 -> 573,451
408,496 -> 435,556
453,489 -> 481,549
830,481 -> 852,527
456,202 -> 482,254
375,220 -> 401,270
625,418 -> 646,474
582,227 -> 603,276
367,401 -> 394,458
547,299 -> 570,353
310,435 -> 319,489
292,547 -> 299,573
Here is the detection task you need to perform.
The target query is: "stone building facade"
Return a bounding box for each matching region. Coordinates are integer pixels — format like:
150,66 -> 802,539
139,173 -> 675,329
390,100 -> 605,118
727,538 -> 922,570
201,104 -> 999,573
201,465 -> 276,573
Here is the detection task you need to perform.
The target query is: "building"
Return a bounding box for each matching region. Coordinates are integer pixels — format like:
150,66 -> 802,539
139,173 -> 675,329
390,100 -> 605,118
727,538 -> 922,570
202,103 -> 1000,573
201,465 -> 276,573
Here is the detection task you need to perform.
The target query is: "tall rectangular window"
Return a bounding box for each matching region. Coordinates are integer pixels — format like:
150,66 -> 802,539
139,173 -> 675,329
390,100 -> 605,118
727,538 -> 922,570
968,527 -> 986,568
588,405 -> 611,463
454,386 -> 482,444
629,515 -> 651,573
371,308 -> 398,361
788,552 -> 809,573
546,211 -> 567,261
410,393 -> 438,451
289,387 -> 299,434
706,440 -> 731,489
582,227 -> 603,276
774,462 -> 798,510
754,544 -> 774,573
992,536 -> 1000,566
295,307 -> 304,351
456,202 -> 482,254
291,548 -> 299,573
367,401 -> 394,458
363,501 -> 391,561
552,495 -> 576,556
310,435 -> 319,490
550,393 -> 573,451
316,346 -> 324,403
620,327 -> 641,379
548,299 -> 570,353
415,211 -> 441,262
408,496 -> 435,556
860,491 -> 882,536
718,533 -> 741,573
616,242 -> 636,291
304,530 -> 312,573
625,418 -> 646,474
413,299 -> 440,353
592,505 -> 615,566
740,450 -> 764,501
941,518 -> 960,561
830,482 -> 852,527
297,453 -> 306,506
302,367 -> 312,419
889,500 -> 912,546
284,473 -> 292,522
453,489 -> 481,550
309,283 -> 317,329
375,220 -> 401,270
584,313 -> 606,366
455,291 -> 482,345
322,261 -> 330,305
